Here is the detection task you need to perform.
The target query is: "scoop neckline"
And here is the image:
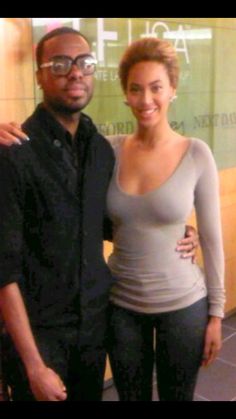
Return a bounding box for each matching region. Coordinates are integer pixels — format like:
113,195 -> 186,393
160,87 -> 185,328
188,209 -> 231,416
115,137 -> 193,198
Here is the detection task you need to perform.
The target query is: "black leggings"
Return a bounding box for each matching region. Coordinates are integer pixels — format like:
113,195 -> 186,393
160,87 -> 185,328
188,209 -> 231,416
107,298 -> 208,401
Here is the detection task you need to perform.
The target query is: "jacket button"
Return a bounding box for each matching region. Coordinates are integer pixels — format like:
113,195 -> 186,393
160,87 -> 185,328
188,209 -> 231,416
83,258 -> 88,266
67,179 -> 73,187
83,230 -> 88,237
53,139 -> 62,148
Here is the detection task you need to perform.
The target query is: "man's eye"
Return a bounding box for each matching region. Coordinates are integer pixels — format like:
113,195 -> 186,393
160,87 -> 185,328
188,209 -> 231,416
84,62 -> 93,69
54,62 -> 66,70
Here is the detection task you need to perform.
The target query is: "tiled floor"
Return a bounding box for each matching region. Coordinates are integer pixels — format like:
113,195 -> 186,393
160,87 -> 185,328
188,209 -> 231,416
103,312 -> 236,401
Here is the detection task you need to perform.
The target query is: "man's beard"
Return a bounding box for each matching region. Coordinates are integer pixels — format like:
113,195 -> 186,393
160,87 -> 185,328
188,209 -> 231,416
45,94 -> 92,115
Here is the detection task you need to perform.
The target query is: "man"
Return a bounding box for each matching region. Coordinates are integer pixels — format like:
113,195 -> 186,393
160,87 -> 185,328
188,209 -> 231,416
0,27 -> 197,401
0,27 -> 116,401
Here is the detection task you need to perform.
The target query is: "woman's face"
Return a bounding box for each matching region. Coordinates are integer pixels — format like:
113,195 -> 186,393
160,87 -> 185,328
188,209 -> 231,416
126,61 -> 175,128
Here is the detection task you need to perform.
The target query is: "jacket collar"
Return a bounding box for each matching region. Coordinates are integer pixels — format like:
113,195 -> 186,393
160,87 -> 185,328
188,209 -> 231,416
33,103 -> 98,148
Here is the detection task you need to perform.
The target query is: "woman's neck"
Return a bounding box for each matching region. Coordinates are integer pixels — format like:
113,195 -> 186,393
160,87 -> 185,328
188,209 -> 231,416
133,120 -> 176,149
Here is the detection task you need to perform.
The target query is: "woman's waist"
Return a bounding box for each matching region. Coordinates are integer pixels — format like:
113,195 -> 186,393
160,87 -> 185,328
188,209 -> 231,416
108,257 -> 204,286
108,246 -> 192,271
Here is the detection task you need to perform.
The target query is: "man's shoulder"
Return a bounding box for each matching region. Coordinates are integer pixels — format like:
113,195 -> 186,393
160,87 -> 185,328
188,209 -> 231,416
82,115 -> 114,152
92,131 -> 115,164
0,109 -> 42,165
0,142 -> 31,176
22,108 -> 44,138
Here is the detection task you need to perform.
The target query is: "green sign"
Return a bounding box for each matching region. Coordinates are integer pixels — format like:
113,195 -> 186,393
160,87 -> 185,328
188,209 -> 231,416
32,18 -> 236,169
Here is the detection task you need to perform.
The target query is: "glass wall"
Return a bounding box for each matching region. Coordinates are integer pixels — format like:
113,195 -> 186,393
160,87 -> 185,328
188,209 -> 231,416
31,18 -> 236,170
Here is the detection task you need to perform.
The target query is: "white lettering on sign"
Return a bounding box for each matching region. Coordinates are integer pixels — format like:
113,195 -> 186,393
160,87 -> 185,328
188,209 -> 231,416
173,25 -> 189,64
140,21 -> 169,38
140,21 -> 189,64
97,18 -> 118,62
70,18 -> 190,65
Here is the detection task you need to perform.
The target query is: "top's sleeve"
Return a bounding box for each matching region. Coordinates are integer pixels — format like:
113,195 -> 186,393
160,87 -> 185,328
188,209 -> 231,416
193,140 -> 225,318
0,150 -> 24,288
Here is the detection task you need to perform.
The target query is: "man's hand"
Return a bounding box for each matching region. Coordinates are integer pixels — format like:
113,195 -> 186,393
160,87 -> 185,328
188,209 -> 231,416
28,365 -> 67,401
176,225 -> 199,263
0,122 -> 29,146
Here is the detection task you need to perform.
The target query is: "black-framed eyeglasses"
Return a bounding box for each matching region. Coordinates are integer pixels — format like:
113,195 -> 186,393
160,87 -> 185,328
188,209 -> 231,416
40,54 -> 97,76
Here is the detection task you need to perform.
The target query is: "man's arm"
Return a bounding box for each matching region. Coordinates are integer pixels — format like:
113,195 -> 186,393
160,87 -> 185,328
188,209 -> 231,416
103,215 -> 113,242
0,283 -> 67,401
0,151 -> 66,401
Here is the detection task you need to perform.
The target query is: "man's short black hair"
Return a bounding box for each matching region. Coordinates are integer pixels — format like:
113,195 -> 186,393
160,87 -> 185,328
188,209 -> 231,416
36,26 -> 90,69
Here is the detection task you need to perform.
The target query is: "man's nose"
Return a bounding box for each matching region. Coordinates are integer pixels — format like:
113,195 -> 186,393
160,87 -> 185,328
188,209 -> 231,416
67,63 -> 84,78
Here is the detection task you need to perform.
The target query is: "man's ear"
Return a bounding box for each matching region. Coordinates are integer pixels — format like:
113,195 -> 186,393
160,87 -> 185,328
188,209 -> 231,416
36,70 -> 42,89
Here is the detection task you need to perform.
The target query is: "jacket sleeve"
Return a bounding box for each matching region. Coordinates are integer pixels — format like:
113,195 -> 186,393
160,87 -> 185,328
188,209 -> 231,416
0,150 -> 24,288
103,214 -> 113,242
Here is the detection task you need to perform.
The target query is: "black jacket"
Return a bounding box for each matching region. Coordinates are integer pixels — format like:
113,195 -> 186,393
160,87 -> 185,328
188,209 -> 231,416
0,104 -> 115,344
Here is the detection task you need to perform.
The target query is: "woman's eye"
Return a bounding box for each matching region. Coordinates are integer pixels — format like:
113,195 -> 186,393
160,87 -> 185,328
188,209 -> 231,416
152,85 -> 161,93
130,86 -> 140,92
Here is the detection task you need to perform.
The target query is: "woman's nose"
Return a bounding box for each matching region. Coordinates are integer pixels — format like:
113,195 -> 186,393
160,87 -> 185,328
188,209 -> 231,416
140,89 -> 153,105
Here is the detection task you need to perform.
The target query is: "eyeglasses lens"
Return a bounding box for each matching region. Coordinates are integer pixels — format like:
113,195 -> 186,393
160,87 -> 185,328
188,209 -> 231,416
52,56 -> 96,76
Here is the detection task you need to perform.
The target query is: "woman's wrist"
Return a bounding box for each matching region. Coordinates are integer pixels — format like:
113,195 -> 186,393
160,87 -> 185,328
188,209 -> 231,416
208,315 -> 222,324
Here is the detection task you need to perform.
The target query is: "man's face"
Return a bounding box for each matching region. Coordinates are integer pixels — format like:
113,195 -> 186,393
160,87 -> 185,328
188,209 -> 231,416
37,33 -> 95,114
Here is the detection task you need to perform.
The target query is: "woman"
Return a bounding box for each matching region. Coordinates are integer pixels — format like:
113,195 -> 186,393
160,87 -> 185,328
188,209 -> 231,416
0,36 -> 210,401
106,38 -> 225,401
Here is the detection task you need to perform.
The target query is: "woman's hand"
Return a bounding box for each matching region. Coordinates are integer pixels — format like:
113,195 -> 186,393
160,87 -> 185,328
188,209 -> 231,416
176,225 -> 199,263
0,122 -> 29,145
202,316 -> 222,367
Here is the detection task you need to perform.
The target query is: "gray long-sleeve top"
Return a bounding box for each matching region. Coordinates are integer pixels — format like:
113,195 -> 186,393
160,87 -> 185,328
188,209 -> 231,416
106,136 -> 225,318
